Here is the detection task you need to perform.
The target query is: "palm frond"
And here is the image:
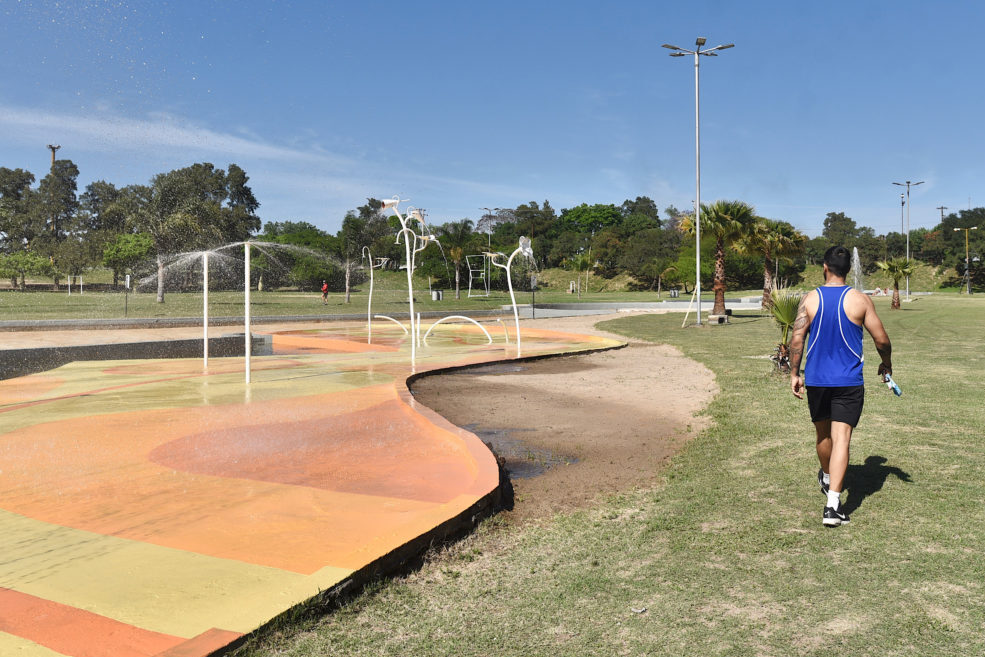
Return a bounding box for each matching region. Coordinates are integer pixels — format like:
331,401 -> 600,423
770,287 -> 802,345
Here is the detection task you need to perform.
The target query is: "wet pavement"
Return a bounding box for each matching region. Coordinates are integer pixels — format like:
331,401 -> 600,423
0,319 -> 621,657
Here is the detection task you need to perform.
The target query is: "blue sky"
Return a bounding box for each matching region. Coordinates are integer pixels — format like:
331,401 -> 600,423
1,0 -> 982,237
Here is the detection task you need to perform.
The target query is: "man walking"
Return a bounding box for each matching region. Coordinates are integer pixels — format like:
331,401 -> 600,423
789,246 -> 893,527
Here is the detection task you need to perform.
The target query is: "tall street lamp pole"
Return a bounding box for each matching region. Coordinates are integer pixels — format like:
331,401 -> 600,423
953,226 -> 979,294
664,37 -> 734,326
899,193 -> 905,253
892,180 -> 923,301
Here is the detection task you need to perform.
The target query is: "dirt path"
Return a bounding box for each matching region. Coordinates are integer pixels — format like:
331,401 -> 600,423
410,314 -> 718,523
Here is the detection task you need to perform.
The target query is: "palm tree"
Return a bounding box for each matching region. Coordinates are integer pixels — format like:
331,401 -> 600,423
737,218 -> 807,309
769,287 -> 802,372
569,251 -> 593,299
875,257 -> 913,309
436,219 -> 475,299
656,264 -> 677,298
680,199 -> 756,315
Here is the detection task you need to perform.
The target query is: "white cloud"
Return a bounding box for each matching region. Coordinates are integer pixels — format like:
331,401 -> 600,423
0,104 -> 352,167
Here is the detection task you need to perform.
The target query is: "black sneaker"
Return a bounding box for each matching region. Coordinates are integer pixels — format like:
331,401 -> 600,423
822,505 -> 850,527
818,468 -> 829,495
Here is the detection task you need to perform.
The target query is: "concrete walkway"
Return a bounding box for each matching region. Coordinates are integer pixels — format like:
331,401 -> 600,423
0,319 -> 621,656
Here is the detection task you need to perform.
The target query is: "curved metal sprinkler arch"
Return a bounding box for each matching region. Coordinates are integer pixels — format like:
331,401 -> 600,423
382,197 -> 439,364
487,236 -> 534,358
422,316 -> 494,345
362,246 -> 376,344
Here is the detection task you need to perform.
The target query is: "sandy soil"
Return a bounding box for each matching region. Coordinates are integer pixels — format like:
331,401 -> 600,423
410,314 -> 718,523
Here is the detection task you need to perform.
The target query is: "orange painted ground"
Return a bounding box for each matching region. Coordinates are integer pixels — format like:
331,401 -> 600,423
0,319 -> 621,657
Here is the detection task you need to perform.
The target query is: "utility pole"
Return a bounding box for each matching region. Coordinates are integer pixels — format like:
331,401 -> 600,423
953,226 -> 979,294
47,144 -> 60,169
936,205 -> 948,222
46,145 -> 61,236
892,179 -> 923,301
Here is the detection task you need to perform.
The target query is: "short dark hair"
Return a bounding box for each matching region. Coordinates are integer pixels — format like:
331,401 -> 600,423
823,246 -> 851,278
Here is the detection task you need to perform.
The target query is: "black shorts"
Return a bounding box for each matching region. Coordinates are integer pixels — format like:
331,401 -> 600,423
806,385 -> 865,427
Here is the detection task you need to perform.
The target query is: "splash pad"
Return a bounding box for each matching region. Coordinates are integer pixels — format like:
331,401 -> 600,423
0,318 -> 621,657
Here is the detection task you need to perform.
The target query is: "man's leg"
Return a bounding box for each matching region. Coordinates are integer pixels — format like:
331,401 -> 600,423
827,421 -> 854,495
814,419 -> 832,473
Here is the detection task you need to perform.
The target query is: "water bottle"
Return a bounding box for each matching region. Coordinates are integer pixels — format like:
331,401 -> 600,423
883,374 -> 902,396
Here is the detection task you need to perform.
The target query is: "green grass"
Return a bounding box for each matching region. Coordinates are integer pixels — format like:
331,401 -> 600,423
797,261 -> 957,293
231,295 -> 985,657
0,268 -> 762,321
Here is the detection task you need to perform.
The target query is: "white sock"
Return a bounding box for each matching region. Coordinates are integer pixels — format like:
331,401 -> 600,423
826,490 -> 841,509
822,471 -> 830,485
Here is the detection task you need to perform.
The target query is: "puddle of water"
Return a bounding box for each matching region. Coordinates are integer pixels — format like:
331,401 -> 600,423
463,423 -> 577,479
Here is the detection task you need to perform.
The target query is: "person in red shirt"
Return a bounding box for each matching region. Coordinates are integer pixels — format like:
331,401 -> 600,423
321,280 -> 329,304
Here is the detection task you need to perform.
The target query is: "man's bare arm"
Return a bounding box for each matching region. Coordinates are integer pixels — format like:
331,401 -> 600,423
789,295 -> 811,374
862,296 -> 893,376
789,294 -> 812,399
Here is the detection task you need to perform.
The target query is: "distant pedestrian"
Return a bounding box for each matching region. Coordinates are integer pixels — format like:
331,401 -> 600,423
788,246 -> 893,527
321,280 -> 329,304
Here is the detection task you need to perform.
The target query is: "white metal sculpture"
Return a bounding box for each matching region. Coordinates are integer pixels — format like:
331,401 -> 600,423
466,254 -> 490,297
422,316 -> 494,345
244,241 -> 252,383
203,251 -> 209,368
487,236 -> 534,358
381,197 -> 438,364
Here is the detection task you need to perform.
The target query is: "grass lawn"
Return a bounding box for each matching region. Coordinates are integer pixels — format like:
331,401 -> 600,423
0,269 -> 756,322
231,295 -> 985,657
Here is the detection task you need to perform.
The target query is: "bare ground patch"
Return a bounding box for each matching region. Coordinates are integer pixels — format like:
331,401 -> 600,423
410,314 -> 718,523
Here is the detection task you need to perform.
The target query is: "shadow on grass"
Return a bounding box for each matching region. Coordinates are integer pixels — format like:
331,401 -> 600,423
843,455 -> 912,515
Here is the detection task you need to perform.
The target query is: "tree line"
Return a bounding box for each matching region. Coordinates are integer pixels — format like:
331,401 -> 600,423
1,159 -> 982,302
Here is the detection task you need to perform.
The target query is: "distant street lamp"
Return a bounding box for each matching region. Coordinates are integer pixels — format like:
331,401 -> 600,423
892,179 -> 923,300
953,225 -> 979,294
899,193 -> 905,255
664,37 -> 734,326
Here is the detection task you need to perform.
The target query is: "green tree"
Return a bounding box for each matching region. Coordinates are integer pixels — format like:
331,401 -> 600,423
0,250 -> 52,289
436,219 -> 477,300
0,167 -> 38,253
559,203 -> 622,235
876,257 -> 913,309
821,211 -> 858,248
338,213 -> 368,303
38,159 -> 80,242
261,221 -> 339,291
124,163 -> 261,302
103,233 -> 154,288
33,159 -> 80,287
79,180 -> 125,233
680,200 -> 756,315
619,196 -> 661,232
618,227 -> 681,290
738,218 -> 807,309
804,236 -> 830,265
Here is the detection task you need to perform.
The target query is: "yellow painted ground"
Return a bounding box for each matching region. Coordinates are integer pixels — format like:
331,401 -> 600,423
0,320 -> 621,657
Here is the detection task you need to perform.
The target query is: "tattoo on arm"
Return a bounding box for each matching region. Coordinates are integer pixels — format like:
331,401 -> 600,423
788,297 -> 810,373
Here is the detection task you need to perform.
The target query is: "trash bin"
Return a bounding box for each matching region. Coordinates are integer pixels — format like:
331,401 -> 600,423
431,290 -> 443,301
670,288 -> 679,298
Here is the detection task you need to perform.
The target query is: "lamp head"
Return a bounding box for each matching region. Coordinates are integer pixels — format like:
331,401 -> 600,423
380,197 -> 400,209
695,37 -> 707,46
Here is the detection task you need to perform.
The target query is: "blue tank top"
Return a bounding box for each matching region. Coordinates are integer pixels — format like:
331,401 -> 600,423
804,285 -> 864,387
